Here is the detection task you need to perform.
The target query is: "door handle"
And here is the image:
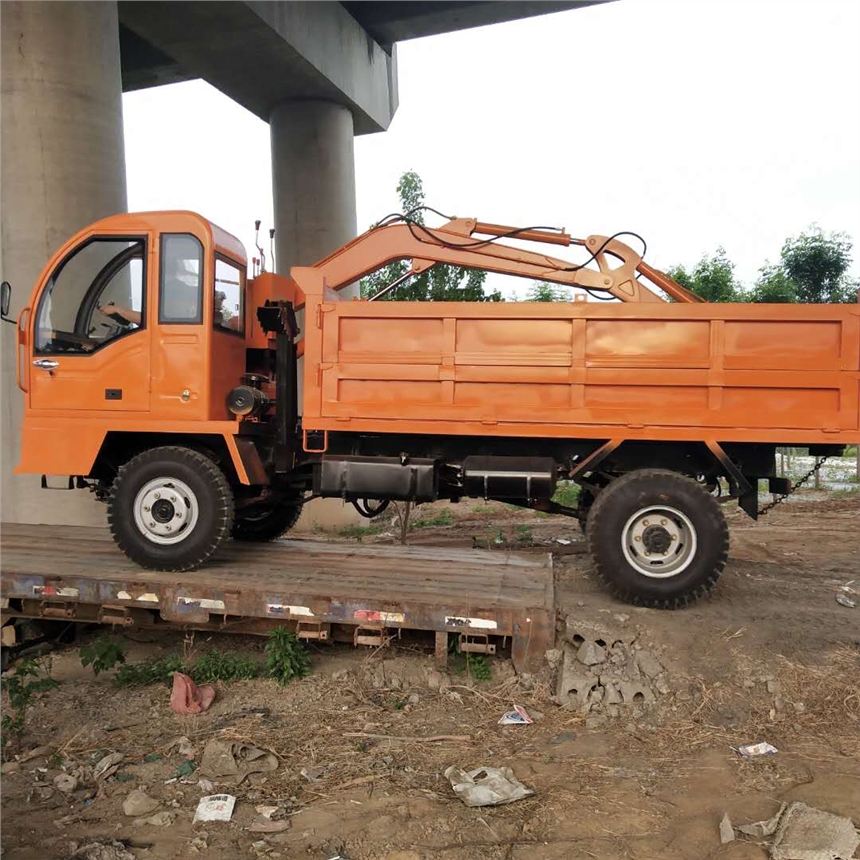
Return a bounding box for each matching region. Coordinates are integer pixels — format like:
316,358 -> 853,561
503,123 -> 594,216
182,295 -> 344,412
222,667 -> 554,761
32,358 -> 59,370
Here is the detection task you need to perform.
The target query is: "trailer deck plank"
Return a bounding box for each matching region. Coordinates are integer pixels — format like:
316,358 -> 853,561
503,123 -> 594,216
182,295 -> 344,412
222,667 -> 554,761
0,524 -> 554,669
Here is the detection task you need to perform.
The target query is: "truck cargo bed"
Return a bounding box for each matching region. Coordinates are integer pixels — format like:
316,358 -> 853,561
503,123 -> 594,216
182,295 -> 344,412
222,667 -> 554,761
0,524 -> 554,670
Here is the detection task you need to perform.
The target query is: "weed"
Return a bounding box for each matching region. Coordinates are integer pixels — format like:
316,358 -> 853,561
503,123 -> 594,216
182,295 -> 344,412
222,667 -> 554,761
193,650 -> 262,684
2,659 -> 57,748
80,636 -> 126,676
447,636 -> 493,682
338,523 -> 384,541
514,524 -> 534,544
265,628 -> 310,686
386,694 -> 406,710
411,509 -> 454,529
552,481 -> 580,507
831,486 -> 860,499
114,654 -> 185,688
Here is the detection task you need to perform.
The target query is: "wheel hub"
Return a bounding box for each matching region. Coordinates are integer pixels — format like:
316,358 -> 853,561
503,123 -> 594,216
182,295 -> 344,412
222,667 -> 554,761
151,499 -> 175,523
133,477 -> 199,545
621,505 -> 698,579
641,524 -> 671,554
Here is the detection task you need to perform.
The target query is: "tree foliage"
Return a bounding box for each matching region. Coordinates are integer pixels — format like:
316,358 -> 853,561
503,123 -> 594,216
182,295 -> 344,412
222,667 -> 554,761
667,248 -> 741,303
668,229 -> 858,304
526,281 -> 569,302
778,228 -> 856,303
359,171 -> 502,302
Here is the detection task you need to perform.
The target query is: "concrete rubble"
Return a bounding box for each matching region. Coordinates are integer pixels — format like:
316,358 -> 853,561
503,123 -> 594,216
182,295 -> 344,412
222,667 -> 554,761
551,615 -> 669,717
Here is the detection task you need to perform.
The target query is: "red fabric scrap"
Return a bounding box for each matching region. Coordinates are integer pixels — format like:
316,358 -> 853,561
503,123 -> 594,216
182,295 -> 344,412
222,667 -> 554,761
170,672 -> 215,714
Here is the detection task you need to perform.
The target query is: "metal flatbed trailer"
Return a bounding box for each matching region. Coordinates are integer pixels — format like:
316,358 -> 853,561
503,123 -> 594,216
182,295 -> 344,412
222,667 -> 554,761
0,525 -> 554,671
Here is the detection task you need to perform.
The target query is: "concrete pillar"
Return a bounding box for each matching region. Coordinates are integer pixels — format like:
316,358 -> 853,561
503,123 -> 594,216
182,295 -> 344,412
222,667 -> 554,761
270,100 -> 357,283
270,99 -> 362,532
1,1 -> 127,525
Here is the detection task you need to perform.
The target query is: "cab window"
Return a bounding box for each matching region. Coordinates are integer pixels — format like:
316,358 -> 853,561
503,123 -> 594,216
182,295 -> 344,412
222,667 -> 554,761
35,238 -> 145,355
214,256 -> 244,334
159,234 -> 203,324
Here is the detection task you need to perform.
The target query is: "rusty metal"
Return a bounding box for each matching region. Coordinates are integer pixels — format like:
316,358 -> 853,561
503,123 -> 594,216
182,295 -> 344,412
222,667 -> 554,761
353,625 -> 393,648
296,620 -> 330,641
0,524 -> 555,672
458,633 -> 496,656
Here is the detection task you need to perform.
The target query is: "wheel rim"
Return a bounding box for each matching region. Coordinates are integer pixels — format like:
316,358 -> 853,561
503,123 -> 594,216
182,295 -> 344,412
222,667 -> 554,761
620,505 -> 697,578
133,477 -> 200,545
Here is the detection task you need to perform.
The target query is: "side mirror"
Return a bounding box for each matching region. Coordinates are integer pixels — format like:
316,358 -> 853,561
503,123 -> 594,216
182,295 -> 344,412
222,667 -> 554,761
0,281 -> 12,323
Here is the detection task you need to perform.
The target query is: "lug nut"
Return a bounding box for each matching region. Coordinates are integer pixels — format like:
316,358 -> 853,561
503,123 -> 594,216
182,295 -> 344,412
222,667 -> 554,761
643,519 -> 650,526
154,492 -> 161,499
634,535 -> 641,542
645,551 -> 651,557
661,519 -> 667,525
165,525 -> 171,532
143,505 -> 150,512
149,521 -> 156,528
671,535 -> 678,541
176,512 -> 183,519
170,495 -> 176,502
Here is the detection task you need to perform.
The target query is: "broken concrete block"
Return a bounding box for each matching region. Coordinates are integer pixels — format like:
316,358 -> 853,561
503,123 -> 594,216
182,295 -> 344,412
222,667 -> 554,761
544,649 -> 563,666
771,802 -> 860,860
556,643 -> 600,707
577,641 -> 606,666
603,682 -> 622,705
636,650 -> 664,680
719,812 -> 735,844
563,616 -> 635,649
619,682 -> 654,705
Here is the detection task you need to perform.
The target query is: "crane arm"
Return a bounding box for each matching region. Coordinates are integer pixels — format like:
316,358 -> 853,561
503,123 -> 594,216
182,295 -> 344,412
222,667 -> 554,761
311,217 -> 703,303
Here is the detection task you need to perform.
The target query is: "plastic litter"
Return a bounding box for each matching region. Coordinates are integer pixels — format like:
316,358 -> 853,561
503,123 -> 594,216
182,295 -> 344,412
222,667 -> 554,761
733,802 -> 860,860
123,789 -> 160,817
444,765 -> 534,807
93,752 -> 124,780
166,736 -> 194,758
70,840 -> 136,860
835,594 -> 856,609
737,741 -> 778,758
719,812 -> 735,844
193,793 -> 236,823
170,672 -> 215,715
200,739 -> 278,785
498,704 -> 533,725
54,773 -> 78,793
133,811 -> 174,827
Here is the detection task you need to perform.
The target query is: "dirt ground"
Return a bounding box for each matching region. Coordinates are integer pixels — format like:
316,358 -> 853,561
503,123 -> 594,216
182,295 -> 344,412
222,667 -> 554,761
2,494 -> 858,860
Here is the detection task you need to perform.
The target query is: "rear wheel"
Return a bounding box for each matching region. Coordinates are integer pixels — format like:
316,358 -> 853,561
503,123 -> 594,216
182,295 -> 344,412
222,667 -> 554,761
586,469 -> 728,608
232,500 -> 303,542
108,446 -> 233,571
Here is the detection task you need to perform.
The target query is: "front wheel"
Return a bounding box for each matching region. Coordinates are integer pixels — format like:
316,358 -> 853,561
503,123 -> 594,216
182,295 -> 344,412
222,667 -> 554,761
586,469 -> 728,608
232,500 -> 303,542
108,446 -> 234,571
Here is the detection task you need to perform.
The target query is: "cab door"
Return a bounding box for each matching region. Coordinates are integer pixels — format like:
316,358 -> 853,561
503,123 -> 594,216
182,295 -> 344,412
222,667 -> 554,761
29,235 -> 151,412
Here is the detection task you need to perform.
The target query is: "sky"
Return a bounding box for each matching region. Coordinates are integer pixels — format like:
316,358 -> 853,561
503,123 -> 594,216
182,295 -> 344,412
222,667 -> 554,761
123,0 -> 860,298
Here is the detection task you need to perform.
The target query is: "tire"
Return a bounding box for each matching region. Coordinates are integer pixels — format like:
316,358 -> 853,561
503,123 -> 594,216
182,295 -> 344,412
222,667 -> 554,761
232,501 -> 303,542
576,488 -> 595,534
108,446 -> 234,571
585,469 -> 728,608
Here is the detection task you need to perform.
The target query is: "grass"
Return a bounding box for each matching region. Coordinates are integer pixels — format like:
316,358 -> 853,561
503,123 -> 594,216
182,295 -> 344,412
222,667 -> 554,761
552,481 -> 580,507
830,486 -> 860,499
337,522 -> 385,541
113,632 -> 311,688
410,509 -> 454,529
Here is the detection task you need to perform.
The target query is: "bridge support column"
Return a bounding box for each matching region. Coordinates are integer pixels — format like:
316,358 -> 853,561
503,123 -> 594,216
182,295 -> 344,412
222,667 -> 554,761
0,0 -> 127,524
270,99 -> 361,531
269,100 -> 358,292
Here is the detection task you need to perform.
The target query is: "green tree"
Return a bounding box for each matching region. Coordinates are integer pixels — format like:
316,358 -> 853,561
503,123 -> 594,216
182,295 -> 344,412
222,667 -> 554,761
359,170 -> 502,302
778,228 -> 857,303
749,264 -> 798,303
667,248 -> 744,302
526,281 -> 568,302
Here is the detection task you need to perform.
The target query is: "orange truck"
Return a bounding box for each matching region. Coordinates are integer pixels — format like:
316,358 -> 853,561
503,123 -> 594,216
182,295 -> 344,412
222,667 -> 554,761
5,210 -> 859,607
